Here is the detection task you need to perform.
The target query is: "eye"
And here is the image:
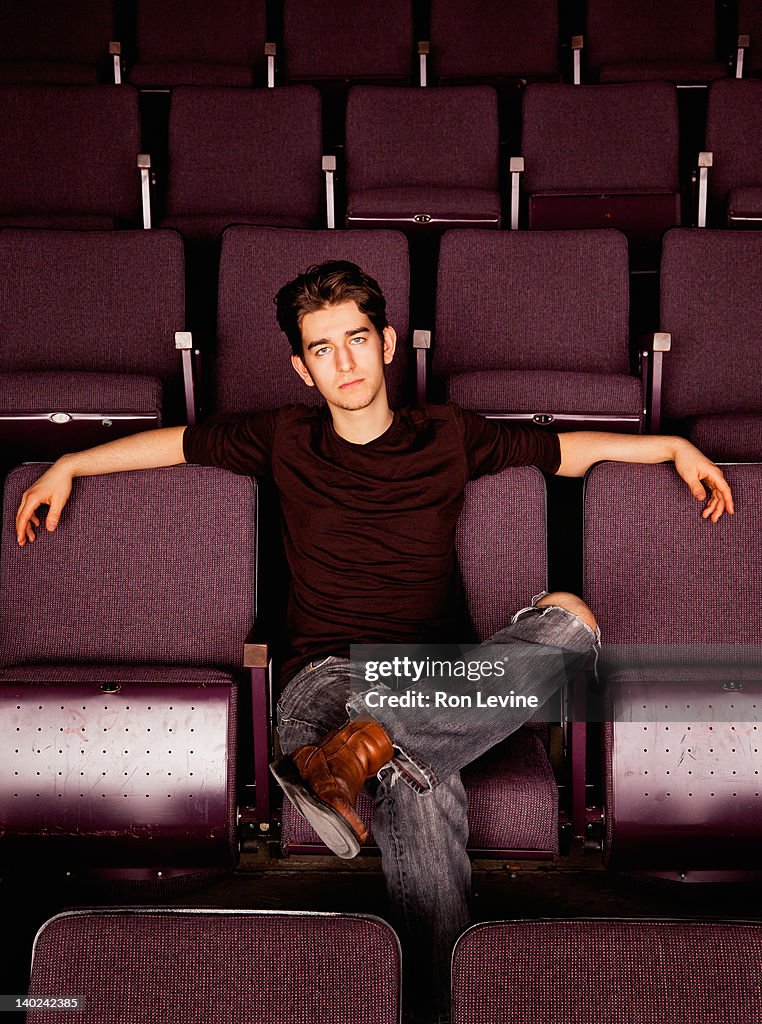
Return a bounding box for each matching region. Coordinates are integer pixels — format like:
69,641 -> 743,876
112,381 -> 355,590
314,345 -> 331,357
350,334 -> 366,345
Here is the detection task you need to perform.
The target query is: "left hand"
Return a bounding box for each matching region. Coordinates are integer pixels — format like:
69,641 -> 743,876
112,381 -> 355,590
673,440 -> 734,522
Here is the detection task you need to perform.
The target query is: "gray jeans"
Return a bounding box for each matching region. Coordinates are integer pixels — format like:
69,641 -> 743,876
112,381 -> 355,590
276,596 -> 599,1024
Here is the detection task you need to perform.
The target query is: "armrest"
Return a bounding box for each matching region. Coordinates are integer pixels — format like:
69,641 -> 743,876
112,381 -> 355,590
509,156 -> 524,230
138,153 -> 152,229
413,329 -> 431,406
571,35 -> 584,85
265,42 -> 277,88
697,151 -> 713,228
109,40 -> 122,85
639,332 -> 671,434
736,34 -> 750,78
418,40 -> 430,87
322,155 -> 337,229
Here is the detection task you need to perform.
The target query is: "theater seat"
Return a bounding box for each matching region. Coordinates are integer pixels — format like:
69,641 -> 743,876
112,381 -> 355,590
704,79 -> 762,227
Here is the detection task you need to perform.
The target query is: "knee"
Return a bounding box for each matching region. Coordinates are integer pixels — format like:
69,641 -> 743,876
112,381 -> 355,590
535,591 -> 598,633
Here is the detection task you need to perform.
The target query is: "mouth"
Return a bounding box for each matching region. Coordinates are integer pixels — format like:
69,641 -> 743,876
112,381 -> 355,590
339,378 -> 364,389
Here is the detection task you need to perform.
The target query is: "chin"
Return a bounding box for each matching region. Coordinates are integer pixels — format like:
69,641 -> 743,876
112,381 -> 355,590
331,383 -> 379,411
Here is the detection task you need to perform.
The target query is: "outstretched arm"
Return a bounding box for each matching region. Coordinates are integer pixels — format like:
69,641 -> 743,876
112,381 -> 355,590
556,431 -> 734,522
15,426 -> 187,546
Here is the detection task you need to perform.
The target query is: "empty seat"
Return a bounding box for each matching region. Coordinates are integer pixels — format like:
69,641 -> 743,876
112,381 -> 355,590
430,229 -> 642,431
215,226 -> 413,412
0,464 -> 256,886
520,82 -> 681,263
658,229 -> 762,459
0,0 -> 114,84
283,0 -> 413,83
705,78 -> 762,225
584,0 -> 726,83
345,86 -> 501,230
28,909 -> 400,1023
584,461 -> 762,872
128,0 -> 269,88
0,229 -> 191,462
452,919 -> 762,1023
737,0 -> 762,76
281,466 -> 564,858
427,0 -> 560,83
0,85 -> 144,229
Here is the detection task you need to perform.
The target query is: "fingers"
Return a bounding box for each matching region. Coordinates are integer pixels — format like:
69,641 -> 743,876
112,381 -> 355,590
696,466 -> 734,522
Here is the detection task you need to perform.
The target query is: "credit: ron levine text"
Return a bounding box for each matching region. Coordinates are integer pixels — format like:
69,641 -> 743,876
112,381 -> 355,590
361,690 -> 539,710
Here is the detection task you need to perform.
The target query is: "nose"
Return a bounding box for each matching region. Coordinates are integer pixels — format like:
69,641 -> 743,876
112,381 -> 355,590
336,343 -> 355,373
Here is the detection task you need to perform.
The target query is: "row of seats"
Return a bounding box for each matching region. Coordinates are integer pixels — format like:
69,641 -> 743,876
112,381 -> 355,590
3,0 -> 761,88
24,910 -> 762,1023
2,226 -> 760,464
1,460 -> 759,879
2,80 -> 760,236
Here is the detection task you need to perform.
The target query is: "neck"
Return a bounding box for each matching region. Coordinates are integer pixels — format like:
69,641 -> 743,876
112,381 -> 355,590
329,397 -> 394,445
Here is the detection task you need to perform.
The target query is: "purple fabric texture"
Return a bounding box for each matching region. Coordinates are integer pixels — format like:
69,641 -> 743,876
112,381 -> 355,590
0,214 -> 116,229
430,0 -> 559,79
0,465 -> 257,670
522,82 -> 679,192
598,59 -> 726,83
689,414 -> 762,462
583,463 -> 761,645
456,467 -> 547,641
215,226 -> 412,411
706,80 -> 762,206
728,187 -> 762,219
283,729 -> 557,854
0,85 -> 141,221
133,0 -> 266,70
165,86 -> 322,226
451,919 -> 762,1024
585,0 -> 719,70
660,229 -> 762,418
28,910 -> 400,1024
283,0 -> 412,81
0,229 -> 184,380
347,187 -> 500,222
346,87 -> 499,192
0,62 -> 98,84
738,0 -> 762,72
447,370 -> 642,416
0,664 -> 234,684
161,213 -> 314,241
435,229 -> 630,374
0,0 -> 112,64
0,372 -> 162,414
130,63 -> 255,87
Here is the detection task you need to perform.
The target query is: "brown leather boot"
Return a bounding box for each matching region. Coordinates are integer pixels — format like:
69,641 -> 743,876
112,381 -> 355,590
270,720 -> 394,859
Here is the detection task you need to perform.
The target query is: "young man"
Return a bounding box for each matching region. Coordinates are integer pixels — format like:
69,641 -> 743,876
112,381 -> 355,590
16,261 -> 733,1024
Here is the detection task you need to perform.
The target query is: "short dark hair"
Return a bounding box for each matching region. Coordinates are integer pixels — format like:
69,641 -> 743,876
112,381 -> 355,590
275,260 -> 389,357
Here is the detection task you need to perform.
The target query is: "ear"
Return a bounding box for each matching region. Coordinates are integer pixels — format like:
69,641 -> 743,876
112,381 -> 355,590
291,353 -> 315,388
382,325 -> 397,365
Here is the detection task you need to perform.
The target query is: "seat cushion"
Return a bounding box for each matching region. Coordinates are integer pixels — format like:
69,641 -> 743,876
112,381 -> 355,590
0,372 -> 162,414
728,187 -> 762,222
689,413 -> 762,461
161,212 -> 319,241
347,187 -> 501,224
281,728 -> 558,855
0,664 -> 235,684
0,61 -> 98,84
599,60 -> 727,83
0,214 -> 117,229
447,370 -> 643,418
129,62 -> 255,87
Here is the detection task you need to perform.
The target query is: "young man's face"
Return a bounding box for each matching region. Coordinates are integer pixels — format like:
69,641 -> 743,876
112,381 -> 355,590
291,300 -> 397,413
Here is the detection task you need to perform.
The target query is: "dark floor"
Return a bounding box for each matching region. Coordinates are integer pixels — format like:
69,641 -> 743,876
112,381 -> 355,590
4,844 -> 762,1010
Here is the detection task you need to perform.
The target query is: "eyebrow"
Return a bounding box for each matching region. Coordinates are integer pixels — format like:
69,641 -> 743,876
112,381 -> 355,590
306,327 -> 370,351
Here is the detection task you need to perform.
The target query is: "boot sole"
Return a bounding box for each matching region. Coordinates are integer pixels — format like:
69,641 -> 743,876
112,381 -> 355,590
270,756 -> 362,860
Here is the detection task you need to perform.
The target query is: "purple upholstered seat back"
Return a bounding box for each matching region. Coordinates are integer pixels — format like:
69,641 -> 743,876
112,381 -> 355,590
585,0 -> 719,71
346,87 -> 499,193
738,0 -> 762,73
430,0 -> 559,79
29,909 -> 400,1024
706,79 -> 762,206
0,85 -> 141,223
522,82 -> 679,192
583,462 -> 761,645
456,467 -> 547,641
452,919 -> 762,1024
0,0 -> 112,79
660,229 -> 762,420
215,226 -> 412,411
435,229 -> 630,375
0,465 -> 256,669
166,86 -> 322,225
0,229 -> 184,381
132,0 -> 267,84
283,0 -> 413,81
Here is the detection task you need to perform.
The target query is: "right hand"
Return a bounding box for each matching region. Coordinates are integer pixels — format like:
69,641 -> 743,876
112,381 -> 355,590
15,461 -> 74,546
